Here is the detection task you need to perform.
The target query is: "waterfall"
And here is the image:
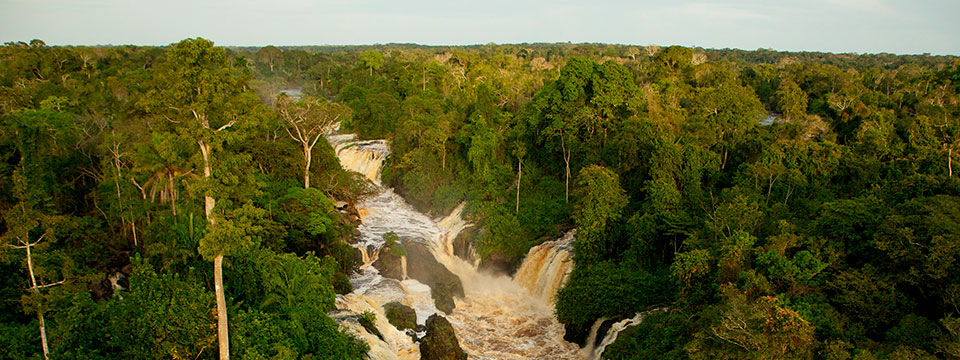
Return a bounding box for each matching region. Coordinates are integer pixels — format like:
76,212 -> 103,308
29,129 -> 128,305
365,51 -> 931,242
581,309 -> 666,360
513,230 -> 575,304
327,134 -> 390,185
327,133 -> 580,359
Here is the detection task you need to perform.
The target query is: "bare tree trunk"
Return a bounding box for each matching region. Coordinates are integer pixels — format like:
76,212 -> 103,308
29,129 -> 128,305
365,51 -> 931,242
304,144 -> 312,188
516,158 -> 522,213
131,220 -> 138,247
949,144 -> 953,178
214,254 -> 229,360
169,174 -> 177,217
37,313 -> 49,359
561,131 -> 571,203
198,140 -> 226,359
24,240 -> 50,360
198,141 -> 215,225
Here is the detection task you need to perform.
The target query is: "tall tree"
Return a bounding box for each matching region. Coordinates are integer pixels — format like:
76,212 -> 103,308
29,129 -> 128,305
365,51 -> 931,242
572,165 -> 628,264
2,171 -> 65,360
359,50 -> 383,77
141,37 -> 264,360
276,93 -> 352,188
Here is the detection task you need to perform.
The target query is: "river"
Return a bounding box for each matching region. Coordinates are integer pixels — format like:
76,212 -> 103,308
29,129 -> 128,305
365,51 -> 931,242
327,134 -> 640,360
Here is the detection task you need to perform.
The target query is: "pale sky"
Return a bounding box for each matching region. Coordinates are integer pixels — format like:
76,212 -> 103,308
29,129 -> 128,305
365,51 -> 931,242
1,0 -> 958,55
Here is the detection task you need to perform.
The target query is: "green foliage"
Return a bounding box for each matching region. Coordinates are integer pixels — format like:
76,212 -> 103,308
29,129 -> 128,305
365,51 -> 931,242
555,261 -> 673,329
105,257 -> 216,359
278,187 -> 336,238
602,310 -> 692,360
383,232 -> 407,257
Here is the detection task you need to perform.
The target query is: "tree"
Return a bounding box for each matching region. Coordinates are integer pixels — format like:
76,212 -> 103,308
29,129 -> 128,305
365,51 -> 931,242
1,172 -> 65,360
255,46 -> 282,72
689,83 -> 765,169
141,37 -> 264,360
776,78 -> 808,120
359,50 -> 383,77
572,165 -> 628,263
276,93 -> 352,188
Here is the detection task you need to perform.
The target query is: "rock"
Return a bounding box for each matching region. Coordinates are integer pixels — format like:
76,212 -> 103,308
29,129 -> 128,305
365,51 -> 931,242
452,227 -> 477,263
383,301 -> 417,331
358,311 -> 384,341
335,201 -> 349,210
479,251 -> 518,276
372,243 -> 405,280
402,239 -> 464,314
594,318 -> 620,348
419,314 -> 468,360
563,321 -> 593,347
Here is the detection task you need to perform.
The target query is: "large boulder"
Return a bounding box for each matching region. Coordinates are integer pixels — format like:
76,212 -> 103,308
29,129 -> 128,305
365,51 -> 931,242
383,301 -> 417,331
372,242 -> 405,280
402,239 -> 464,314
419,314 -> 468,360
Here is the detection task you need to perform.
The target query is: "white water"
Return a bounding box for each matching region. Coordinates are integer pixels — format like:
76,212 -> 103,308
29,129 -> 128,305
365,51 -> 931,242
582,309 -> 666,360
514,230 -> 575,304
327,134 -> 390,185
329,134 -> 583,359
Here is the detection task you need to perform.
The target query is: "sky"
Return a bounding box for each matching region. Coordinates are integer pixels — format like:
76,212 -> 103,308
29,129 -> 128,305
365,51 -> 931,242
1,0 -> 958,55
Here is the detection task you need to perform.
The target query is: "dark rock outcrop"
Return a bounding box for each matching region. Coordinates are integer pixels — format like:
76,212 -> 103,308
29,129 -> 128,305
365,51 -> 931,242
478,252 -> 518,276
419,314 -> 468,360
563,321 -> 594,347
383,301 -> 417,331
452,227 -> 477,263
372,243 -> 405,280
403,239 -> 464,314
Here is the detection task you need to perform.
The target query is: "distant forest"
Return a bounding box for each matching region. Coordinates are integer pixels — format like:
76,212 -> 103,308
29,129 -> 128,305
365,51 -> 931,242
1,39 -> 958,359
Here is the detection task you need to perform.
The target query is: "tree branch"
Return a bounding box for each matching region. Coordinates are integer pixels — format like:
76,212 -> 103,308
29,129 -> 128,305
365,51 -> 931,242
216,120 -> 236,132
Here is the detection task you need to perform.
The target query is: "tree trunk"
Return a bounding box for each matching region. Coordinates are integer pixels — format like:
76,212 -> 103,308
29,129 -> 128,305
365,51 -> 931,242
37,313 -> 49,360
516,158 -> 522,213
561,131 -> 570,203
25,241 -> 50,360
303,142 -> 313,189
169,174 -> 177,217
131,220 -> 138,247
214,254 -> 229,360
199,141 -> 216,225
303,143 -> 312,189
949,144 -> 953,178
199,140 -> 225,359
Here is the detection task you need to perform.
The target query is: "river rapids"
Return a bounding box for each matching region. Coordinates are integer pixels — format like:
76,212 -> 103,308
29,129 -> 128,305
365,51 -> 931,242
327,134 -> 642,359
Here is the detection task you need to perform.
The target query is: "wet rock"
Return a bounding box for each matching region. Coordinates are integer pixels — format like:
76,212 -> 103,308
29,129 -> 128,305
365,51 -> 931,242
594,318 -> 620,348
479,251 -> 518,276
419,314 -> 468,360
383,301 -> 417,331
563,321 -> 593,347
372,243 -> 405,280
403,239 -> 464,314
358,311 -> 384,341
452,227 -> 477,263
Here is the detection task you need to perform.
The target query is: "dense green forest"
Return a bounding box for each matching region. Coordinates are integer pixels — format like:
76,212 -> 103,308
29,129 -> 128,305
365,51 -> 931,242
1,38 -> 959,359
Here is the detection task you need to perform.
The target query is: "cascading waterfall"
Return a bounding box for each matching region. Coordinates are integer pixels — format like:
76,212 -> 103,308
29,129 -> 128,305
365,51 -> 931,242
581,309 -> 666,360
327,134 -> 390,185
513,230 -> 575,304
328,134 -> 582,359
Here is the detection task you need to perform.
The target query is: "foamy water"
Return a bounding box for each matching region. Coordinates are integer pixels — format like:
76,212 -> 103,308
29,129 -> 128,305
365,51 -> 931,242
329,134 -> 583,359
